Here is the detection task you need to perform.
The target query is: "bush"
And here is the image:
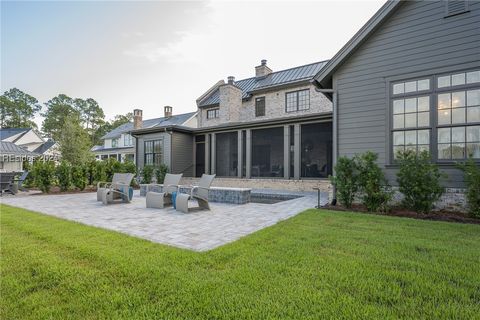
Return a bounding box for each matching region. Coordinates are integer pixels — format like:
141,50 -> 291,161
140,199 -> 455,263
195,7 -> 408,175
22,161 -> 35,188
457,157 -> 480,218
105,158 -> 121,181
32,161 -> 55,193
56,160 -> 72,192
355,152 -> 393,213
72,164 -> 87,191
86,160 -> 97,185
396,150 -> 444,214
141,165 -> 154,184
155,164 -> 169,184
94,161 -> 107,184
330,156 -> 358,208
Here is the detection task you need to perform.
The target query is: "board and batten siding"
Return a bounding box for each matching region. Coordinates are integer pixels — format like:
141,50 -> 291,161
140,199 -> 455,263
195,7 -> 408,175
135,132 -> 172,170
334,0 -> 480,187
171,132 -> 194,176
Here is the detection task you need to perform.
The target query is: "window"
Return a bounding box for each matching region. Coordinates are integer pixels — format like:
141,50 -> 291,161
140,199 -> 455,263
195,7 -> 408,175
207,108 -> 219,119
286,89 -> 310,112
111,138 -> 118,148
255,97 -> 265,117
144,139 -> 163,166
124,134 -> 133,146
438,70 -> 480,88
392,96 -> 430,129
438,126 -> 480,159
393,129 -> 430,156
393,78 -> 430,95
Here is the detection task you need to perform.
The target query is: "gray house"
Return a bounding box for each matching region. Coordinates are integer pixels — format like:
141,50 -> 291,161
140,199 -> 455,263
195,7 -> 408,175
313,0 -> 480,190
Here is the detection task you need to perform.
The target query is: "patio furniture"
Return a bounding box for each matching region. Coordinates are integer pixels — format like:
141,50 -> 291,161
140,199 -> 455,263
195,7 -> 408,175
13,171 -> 29,192
0,172 -> 16,196
175,174 -> 215,213
145,173 -> 183,209
97,173 -> 135,205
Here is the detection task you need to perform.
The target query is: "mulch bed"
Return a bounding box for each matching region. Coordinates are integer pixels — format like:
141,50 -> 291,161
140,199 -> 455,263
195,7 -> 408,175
29,185 -> 140,196
323,204 -> 480,225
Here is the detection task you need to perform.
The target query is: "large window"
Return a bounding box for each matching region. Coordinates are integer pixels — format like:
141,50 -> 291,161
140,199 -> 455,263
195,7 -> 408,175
255,97 -> 265,117
286,89 -> 310,112
207,108 -> 219,119
251,127 -> 284,177
215,132 -> 238,176
144,139 -> 163,166
301,123 -> 332,178
111,138 -> 118,148
124,134 -> 133,146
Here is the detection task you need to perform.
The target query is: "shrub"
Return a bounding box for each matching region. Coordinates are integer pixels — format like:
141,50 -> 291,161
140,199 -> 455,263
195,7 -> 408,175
457,157 -> 480,218
56,160 -> 72,192
155,164 -> 169,184
22,161 -> 35,188
94,161 -> 107,184
105,158 -> 121,181
330,156 -> 358,208
72,164 -> 87,191
141,165 -> 154,184
86,160 -> 97,185
32,161 -> 55,193
355,151 -> 393,213
122,160 -> 138,186
396,150 -> 444,214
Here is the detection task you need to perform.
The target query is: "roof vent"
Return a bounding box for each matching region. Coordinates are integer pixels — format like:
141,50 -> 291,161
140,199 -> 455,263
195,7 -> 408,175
445,0 -> 469,17
227,76 -> 235,84
164,106 -> 173,118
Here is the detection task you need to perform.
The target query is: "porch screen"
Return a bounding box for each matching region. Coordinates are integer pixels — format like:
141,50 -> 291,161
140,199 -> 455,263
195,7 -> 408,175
301,122 -> 332,178
251,127 -> 284,177
215,132 -> 238,176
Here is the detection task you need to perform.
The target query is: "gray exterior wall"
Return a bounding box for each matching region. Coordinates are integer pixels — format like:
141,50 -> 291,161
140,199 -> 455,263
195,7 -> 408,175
334,0 -> 480,187
135,132 -> 172,170
171,131 -> 194,176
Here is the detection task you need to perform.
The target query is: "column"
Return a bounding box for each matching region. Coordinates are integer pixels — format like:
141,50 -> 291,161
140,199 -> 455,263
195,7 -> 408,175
192,136 -> 197,178
237,130 -> 243,178
205,134 -> 210,174
211,133 -> 216,175
283,125 -> 290,179
245,129 -> 252,179
294,124 -> 301,180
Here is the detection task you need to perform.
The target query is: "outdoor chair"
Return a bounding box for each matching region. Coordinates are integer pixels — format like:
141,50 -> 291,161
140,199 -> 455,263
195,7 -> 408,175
0,172 -> 17,196
12,171 -> 29,192
145,173 -> 183,209
97,173 -> 135,205
175,174 -> 215,213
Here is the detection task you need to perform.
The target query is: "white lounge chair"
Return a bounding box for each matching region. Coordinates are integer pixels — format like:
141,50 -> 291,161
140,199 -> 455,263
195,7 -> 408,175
97,173 -> 135,205
175,174 -> 215,213
145,173 -> 183,209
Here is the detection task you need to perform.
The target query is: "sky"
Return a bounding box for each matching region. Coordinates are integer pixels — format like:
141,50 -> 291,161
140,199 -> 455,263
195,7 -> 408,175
1,0 -> 385,126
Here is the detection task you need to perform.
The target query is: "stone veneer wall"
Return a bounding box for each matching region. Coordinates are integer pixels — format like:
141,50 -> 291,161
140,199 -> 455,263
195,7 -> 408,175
390,188 -> 468,213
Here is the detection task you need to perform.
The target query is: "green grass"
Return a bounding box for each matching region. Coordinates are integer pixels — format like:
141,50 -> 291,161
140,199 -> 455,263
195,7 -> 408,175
1,204 -> 479,320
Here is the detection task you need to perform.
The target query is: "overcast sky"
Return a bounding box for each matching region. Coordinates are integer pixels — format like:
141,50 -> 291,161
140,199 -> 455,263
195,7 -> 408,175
1,0 -> 385,125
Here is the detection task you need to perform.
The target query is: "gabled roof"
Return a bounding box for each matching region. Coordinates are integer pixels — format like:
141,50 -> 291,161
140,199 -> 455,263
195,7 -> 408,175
0,128 -> 30,141
101,112 -> 197,139
313,0 -> 402,87
198,61 -> 329,107
33,140 -> 56,154
0,141 -> 38,156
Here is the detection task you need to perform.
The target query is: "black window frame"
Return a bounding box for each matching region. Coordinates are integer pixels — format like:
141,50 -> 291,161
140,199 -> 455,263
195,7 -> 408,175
144,139 -> 163,166
255,97 -> 266,117
285,89 -> 310,113
207,108 -> 219,119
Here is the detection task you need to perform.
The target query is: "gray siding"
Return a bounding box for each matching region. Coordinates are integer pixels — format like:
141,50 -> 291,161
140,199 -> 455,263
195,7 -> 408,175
136,132 -> 172,169
334,0 -> 480,187
171,132 -> 194,176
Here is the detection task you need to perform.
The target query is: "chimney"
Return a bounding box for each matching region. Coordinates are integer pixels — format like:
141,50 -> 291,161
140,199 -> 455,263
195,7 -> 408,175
255,59 -> 272,78
227,76 -> 235,85
133,109 -> 143,129
164,106 -> 173,118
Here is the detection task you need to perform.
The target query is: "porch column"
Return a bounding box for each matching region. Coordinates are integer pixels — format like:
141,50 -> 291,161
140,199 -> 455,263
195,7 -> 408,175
211,133 -> 216,175
205,134 -> 210,174
192,136 -> 196,177
283,125 -> 290,179
245,129 -> 252,179
294,124 -> 301,179
237,130 -> 243,178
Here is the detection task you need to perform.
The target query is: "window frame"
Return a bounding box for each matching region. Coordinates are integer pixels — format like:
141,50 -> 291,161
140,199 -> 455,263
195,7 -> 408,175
111,138 -> 118,148
285,89 -> 310,113
124,134 -> 133,146
207,108 -> 220,119
144,139 -> 163,166
255,96 -> 266,117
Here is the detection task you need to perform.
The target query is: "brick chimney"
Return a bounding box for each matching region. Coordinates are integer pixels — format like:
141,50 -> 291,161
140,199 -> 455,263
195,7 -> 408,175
133,109 -> 143,129
219,76 -> 242,123
255,59 -> 272,78
164,106 -> 173,118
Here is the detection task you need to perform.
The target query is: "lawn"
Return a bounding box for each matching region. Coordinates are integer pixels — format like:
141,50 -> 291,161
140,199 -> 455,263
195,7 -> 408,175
1,204 -> 479,319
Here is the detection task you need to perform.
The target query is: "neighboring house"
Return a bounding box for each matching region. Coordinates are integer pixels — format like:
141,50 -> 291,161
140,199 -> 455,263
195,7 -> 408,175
0,128 -> 60,160
313,0 -> 480,188
93,108 -> 197,164
132,60 -> 333,188
0,141 -> 37,172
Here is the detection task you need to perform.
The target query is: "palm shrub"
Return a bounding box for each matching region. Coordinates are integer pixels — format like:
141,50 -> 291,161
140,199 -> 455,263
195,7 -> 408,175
72,164 -> 87,191
396,150 -> 444,214
155,164 -> 169,184
457,157 -> 480,218
141,165 -> 155,184
94,161 -> 107,184
32,161 -> 55,193
56,160 -> 72,192
330,156 -> 358,208
355,151 -> 393,213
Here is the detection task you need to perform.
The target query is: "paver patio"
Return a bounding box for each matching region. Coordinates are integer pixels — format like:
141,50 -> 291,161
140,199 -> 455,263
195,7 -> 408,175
1,190 -> 327,251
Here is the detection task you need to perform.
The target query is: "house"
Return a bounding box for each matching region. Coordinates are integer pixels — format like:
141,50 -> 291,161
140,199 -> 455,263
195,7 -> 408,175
93,108 -> 197,163
0,128 -> 60,161
313,0 -> 479,194
131,60 -> 333,190
0,141 -> 38,172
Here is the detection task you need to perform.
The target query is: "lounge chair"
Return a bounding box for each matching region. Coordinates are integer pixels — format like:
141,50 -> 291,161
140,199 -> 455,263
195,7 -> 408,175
97,173 -> 135,205
175,174 -> 215,213
12,171 -> 29,192
0,172 -> 16,196
145,173 -> 183,209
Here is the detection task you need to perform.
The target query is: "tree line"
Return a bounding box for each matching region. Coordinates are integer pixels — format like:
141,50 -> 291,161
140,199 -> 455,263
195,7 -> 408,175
0,87 -> 133,164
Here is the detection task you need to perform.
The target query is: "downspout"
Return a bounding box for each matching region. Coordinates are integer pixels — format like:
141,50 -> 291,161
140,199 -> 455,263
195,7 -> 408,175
314,86 -> 337,206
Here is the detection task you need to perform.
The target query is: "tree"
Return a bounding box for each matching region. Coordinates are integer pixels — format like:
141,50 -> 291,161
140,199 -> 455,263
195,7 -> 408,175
94,112 -> 133,146
42,94 -> 79,140
58,115 -> 93,165
81,98 -> 106,145
0,88 -> 41,128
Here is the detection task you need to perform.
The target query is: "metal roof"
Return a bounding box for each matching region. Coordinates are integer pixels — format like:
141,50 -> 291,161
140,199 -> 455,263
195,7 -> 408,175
0,128 -> 30,141
32,140 -> 56,154
0,141 -> 38,156
101,112 -> 197,139
199,61 -> 329,107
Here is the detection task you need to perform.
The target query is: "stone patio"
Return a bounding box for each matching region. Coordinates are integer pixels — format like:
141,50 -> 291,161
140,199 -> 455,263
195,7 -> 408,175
1,190 -> 327,251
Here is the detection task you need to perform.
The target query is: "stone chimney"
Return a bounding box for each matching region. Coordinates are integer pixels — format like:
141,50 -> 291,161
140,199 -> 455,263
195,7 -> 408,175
164,106 -> 173,118
219,77 -> 242,123
255,59 -> 272,78
133,109 -> 143,129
